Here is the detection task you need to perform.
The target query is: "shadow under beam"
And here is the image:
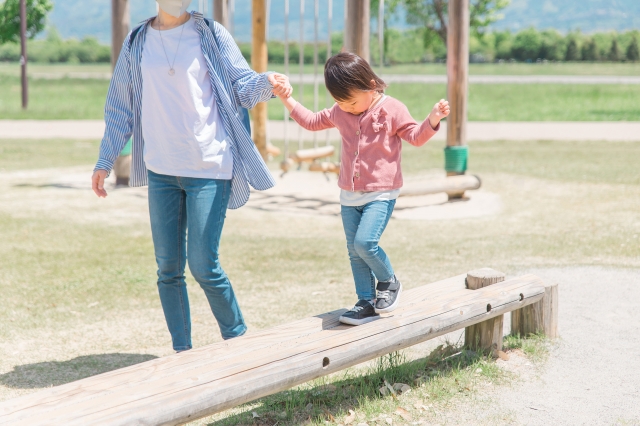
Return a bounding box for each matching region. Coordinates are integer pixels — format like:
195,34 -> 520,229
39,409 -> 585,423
0,353 -> 158,389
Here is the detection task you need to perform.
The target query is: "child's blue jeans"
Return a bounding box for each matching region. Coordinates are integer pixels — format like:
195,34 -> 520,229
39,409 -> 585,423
147,170 -> 247,352
340,200 -> 396,301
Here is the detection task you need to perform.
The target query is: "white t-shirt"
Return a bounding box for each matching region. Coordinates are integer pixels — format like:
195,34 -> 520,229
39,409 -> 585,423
340,189 -> 400,207
141,16 -> 233,180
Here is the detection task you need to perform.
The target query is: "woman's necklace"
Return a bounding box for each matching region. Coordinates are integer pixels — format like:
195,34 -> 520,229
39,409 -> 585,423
157,18 -> 186,76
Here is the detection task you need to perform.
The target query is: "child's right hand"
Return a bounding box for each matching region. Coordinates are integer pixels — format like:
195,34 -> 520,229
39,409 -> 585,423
269,73 -> 293,98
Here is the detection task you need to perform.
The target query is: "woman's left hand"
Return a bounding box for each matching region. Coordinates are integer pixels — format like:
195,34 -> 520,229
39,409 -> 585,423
268,73 -> 293,98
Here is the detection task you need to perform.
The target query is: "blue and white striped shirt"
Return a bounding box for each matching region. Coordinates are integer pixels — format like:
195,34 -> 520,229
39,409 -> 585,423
94,11 -> 276,209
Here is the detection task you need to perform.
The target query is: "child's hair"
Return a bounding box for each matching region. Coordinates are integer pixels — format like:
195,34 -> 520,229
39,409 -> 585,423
324,52 -> 387,102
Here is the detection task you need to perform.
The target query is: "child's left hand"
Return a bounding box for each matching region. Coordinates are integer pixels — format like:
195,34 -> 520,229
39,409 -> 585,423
428,99 -> 450,129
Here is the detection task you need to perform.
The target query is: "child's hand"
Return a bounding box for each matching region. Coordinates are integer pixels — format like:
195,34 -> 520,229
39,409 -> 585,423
268,73 -> 293,98
428,99 -> 450,129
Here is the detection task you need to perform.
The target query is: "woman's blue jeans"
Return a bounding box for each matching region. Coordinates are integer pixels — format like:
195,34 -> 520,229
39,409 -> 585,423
147,170 -> 246,351
340,200 -> 396,301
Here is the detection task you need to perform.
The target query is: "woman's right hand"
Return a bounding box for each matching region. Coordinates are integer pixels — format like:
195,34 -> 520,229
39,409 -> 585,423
92,169 -> 109,198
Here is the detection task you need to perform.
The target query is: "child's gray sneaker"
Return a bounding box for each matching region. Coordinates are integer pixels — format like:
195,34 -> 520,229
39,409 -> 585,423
375,276 -> 402,313
339,300 -> 380,325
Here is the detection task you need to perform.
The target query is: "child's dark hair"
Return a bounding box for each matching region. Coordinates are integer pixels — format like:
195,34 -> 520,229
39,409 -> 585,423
324,52 -> 387,102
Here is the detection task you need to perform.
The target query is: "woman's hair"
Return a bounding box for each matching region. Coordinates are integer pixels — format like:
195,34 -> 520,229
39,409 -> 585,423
324,52 -> 387,102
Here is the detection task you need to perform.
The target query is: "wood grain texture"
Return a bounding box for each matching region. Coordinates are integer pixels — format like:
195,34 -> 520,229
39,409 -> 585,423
446,0 -> 469,148
344,0 -> 370,62
252,0 -> 268,159
111,0 -> 130,70
511,281 -> 559,338
399,175 -> 480,197
464,268 -> 506,353
0,275 -> 544,426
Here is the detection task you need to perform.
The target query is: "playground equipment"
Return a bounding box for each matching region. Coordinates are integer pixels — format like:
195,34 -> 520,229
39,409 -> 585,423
280,0 -> 339,176
0,269 -> 558,425
399,174 -> 481,198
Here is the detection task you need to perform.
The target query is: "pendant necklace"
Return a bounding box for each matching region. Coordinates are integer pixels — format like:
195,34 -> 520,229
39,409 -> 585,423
158,18 -> 186,76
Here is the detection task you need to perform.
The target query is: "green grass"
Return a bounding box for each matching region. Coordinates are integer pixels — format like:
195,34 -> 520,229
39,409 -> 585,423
0,139 -> 101,172
3,61 -> 640,77
503,333 -> 550,363
2,62 -> 639,121
207,345 -> 508,425
267,82 -> 640,121
0,77 -> 109,119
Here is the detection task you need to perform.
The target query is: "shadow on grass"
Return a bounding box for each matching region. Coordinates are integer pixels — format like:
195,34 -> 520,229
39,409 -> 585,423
208,345 -> 496,426
0,353 -> 158,389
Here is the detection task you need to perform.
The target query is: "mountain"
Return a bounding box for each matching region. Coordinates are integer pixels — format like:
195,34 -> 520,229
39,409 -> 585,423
44,0 -> 640,44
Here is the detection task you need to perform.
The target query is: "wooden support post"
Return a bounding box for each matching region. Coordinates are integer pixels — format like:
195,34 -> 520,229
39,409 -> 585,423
111,0 -> 131,185
111,0 -> 130,70
511,281 -> 558,338
445,0 -> 469,198
252,0 -> 268,160
344,0 -> 370,62
213,0 -> 229,29
465,268 -> 505,354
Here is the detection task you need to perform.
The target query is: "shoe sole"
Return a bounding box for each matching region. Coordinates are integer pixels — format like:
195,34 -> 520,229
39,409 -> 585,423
374,282 -> 402,314
339,314 -> 380,326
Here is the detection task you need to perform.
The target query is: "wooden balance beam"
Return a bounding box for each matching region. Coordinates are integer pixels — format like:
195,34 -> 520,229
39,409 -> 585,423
0,272 -> 556,426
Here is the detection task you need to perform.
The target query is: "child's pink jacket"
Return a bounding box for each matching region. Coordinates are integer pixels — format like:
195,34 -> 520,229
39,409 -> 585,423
289,96 -> 440,191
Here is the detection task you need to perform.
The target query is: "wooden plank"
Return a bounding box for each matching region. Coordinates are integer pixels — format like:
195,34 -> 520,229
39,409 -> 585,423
0,275 -> 544,426
399,175 -> 481,198
0,276 -> 467,422
511,281 -> 558,338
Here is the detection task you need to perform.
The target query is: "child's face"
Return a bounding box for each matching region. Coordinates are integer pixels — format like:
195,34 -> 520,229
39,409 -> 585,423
334,90 -> 377,115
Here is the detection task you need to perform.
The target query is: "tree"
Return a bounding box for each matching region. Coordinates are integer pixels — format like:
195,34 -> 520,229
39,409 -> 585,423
608,39 -> 621,62
0,0 -> 52,44
626,37 -> 639,62
565,38 -> 580,61
401,0 -> 510,48
511,27 -> 541,61
581,38 -> 598,61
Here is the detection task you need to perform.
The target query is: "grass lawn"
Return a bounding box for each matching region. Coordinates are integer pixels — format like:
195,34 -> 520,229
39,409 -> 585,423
1,137 -> 638,424
2,74 -> 639,121
3,61 -> 640,76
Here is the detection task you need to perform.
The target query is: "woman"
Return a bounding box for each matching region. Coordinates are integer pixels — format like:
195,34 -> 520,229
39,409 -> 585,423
91,0 -> 291,352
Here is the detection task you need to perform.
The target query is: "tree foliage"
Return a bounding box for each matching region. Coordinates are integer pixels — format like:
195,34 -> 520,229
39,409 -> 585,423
0,0 -> 53,45
626,37 -> 639,62
400,0 -> 510,48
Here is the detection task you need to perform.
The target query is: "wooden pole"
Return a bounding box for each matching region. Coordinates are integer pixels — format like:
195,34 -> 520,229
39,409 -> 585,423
111,0 -> 131,185
446,0 -> 469,151
511,282 -> 558,338
19,0 -> 27,109
344,0 -> 370,62
213,0 -> 229,29
464,268 -> 505,354
111,0 -> 130,70
252,0 -> 268,160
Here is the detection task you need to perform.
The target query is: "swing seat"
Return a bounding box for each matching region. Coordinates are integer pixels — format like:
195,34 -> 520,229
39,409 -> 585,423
308,161 -> 340,174
291,145 -> 335,162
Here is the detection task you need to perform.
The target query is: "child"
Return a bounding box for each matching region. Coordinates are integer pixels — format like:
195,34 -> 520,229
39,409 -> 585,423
275,52 -> 450,325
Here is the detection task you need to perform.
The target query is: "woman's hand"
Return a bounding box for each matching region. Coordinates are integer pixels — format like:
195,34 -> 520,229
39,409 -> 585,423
428,99 -> 450,129
268,73 -> 293,98
92,169 -> 109,198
